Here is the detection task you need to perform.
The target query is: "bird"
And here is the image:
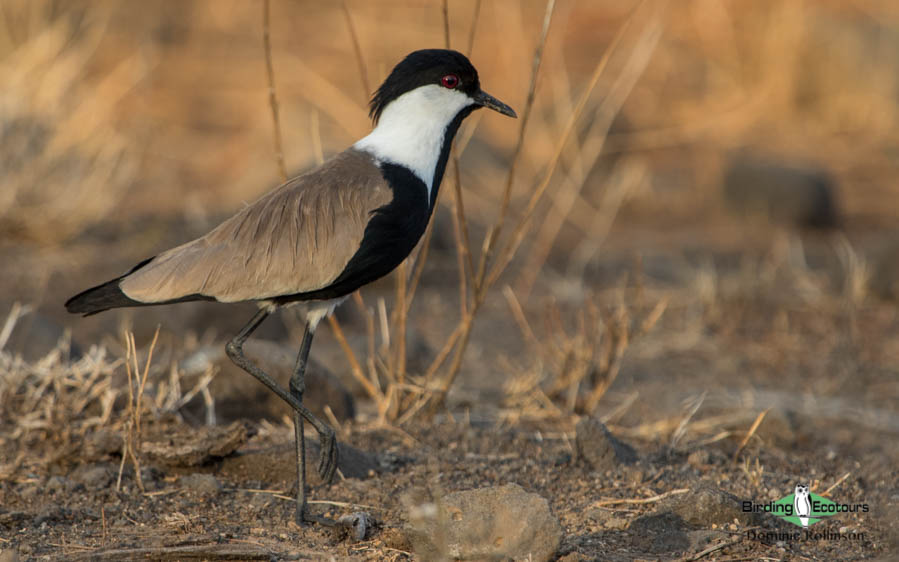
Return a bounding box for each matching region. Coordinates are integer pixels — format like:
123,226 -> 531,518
793,483 -> 811,527
66,48 -> 516,525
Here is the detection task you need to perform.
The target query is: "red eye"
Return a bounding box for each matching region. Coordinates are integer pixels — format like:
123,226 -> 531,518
441,74 -> 459,89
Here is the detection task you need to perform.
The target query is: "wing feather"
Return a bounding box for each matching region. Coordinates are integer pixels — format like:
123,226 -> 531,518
120,149 -> 390,303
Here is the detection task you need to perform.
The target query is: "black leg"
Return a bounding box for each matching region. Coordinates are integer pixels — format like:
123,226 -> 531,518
290,323 -> 314,524
225,309 -> 339,518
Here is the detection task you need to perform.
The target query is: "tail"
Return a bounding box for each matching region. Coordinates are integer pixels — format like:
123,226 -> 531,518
66,256 -> 216,316
65,257 -> 155,316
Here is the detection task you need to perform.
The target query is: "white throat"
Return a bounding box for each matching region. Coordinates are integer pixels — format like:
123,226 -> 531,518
354,84 -> 473,198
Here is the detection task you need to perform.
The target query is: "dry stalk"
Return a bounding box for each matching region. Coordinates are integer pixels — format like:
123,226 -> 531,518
254,1 -> 652,425
591,487 -> 688,507
262,0 -> 287,182
406,0 -> 557,419
517,2 -> 665,297
341,1 -> 371,99
118,327 -> 160,493
732,408 -> 769,461
410,1 -> 662,421
502,287 -> 665,420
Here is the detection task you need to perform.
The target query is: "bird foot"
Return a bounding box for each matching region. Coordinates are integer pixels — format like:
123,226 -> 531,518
297,509 -> 371,541
317,427 -> 338,483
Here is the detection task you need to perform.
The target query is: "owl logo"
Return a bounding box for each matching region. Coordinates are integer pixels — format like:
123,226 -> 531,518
793,484 -> 811,527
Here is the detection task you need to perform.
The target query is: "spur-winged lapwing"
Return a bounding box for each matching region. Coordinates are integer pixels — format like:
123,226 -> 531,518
66,49 -> 516,524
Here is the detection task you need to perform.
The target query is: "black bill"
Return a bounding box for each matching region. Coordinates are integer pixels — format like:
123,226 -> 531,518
474,90 -> 517,118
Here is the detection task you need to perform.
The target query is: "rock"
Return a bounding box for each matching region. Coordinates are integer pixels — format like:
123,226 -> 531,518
662,484 -> 761,527
0,511 -> 29,528
179,473 -> 221,495
870,241 -> 899,301
405,483 -> 562,562
219,440 -> 377,487
46,476 -> 68,494
686,449 -> 710,468
687,529 -> 731,551
722,154 -> 840,229
179,340 -> 355,424
69,464 -> 114,491
629,512 -> 690,555
575,417 -> 637,471
586,508 -> 627,530
0,549 -> 21,562
83,429 -> 124,459
752,408 -> 797,448
143,421 -> 248,466
34,505 -> 71,526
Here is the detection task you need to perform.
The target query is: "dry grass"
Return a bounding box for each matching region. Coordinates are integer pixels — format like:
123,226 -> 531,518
287,0 -> 674,425
0,2 -> 145,243
2,0 -> 899,473
0,305 -> 217,487
500,284 -> 667,422
0,306 -> 119,478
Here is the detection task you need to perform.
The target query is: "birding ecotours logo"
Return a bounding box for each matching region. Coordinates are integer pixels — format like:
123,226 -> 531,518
745,483 -> 848,527
743,482 -> 870,541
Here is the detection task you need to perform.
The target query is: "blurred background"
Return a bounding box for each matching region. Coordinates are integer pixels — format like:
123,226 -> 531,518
2,0 -> 899,440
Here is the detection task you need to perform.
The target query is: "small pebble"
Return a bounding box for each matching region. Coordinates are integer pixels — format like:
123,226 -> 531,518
179,473 -> 222,495
46,476 -> 67,494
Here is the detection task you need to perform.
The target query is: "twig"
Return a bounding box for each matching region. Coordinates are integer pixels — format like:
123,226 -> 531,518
670,391 -> 705,448
591,487 -> 688,507
341,2 -> 370,99
432,0 -> 557,407
475,0 -> 556,289
680,535 -> 744,561
486,0 -> 645,289
733,408 -> 769,461
262,0 -> 287,181
0,302 -> 31,352
465,0 -> 482,55
327,315 -> 380,400
442,0 -> 451,49
820,472 -> 851,497
502,285 -> 542,354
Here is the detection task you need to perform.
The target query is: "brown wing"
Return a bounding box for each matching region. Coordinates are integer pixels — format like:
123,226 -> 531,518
120,149 -> 391,303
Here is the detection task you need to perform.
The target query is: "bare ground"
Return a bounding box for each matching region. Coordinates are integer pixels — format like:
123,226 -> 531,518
1,223 -> 897,561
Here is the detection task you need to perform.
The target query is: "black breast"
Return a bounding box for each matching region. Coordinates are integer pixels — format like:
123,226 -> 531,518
275,163 -> 431,304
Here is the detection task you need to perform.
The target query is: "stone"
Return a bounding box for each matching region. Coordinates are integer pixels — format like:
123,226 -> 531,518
219,440 -> 377,488
686,449 -> 709,468
83,428 -> 124,459
575,417 -> 637,471
69,463 -> 114,491
179,473 -> 221,495
45,476 -> 68,494
629,512 -> 690,555
662,484 -> 761,527
870,240 -> 899,302
405,483 -> 562,562
722,154 -> 840,229
0,549 -> 21,562
143,421 -> 248,466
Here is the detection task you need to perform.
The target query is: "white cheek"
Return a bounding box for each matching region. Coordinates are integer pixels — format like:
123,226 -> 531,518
354,85 -> 473,197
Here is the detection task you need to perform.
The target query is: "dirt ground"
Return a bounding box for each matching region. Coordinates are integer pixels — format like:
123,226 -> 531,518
2,226 -> 898,560
2,1 -> 899,560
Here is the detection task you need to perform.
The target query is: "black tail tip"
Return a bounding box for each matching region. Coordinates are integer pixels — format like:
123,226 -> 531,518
65,280 -> 139,316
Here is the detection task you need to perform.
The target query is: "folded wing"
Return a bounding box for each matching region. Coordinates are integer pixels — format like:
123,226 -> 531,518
120,150 -> 391,304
